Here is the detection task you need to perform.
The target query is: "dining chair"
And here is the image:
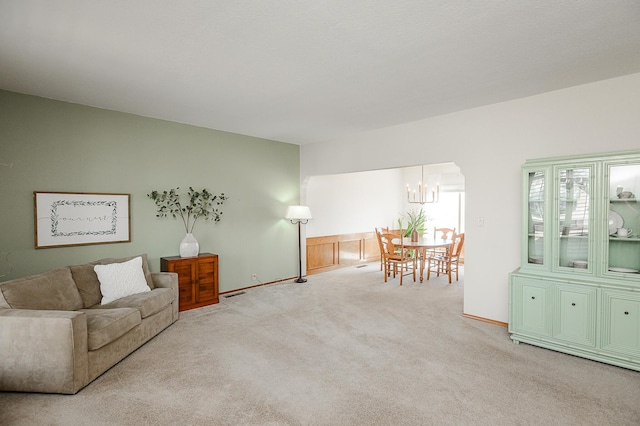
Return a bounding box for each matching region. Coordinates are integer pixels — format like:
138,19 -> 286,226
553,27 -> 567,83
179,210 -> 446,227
376,227 -> 404,272
427,233 -> 464,283
429,227 -> 456,256
434,227 -> 456,240
380,232 -> 416,285
374,227 -> 388,272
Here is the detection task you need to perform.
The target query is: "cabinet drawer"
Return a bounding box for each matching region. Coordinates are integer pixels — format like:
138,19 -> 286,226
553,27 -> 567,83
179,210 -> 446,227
553,284 -> 597,347
601,289 -> 640,358
510,277 -> 552,337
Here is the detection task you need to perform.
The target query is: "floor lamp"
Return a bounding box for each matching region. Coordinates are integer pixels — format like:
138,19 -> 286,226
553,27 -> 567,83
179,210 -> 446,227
286,205 -> 312,283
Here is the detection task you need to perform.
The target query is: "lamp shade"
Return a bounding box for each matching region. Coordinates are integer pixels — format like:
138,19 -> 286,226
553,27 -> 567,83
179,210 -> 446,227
286,205 -> 312,220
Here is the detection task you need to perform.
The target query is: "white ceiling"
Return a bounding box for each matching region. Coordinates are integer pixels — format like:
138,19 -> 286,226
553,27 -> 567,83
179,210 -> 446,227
1,1 -> 640,145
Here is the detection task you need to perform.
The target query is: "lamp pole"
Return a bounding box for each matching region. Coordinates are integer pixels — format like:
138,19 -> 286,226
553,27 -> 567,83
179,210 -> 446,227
295,220 -> 306,283
285,205 -> 312,284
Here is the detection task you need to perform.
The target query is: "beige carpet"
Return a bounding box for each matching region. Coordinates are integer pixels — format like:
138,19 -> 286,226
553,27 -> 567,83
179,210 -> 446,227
1,264 -> 639,425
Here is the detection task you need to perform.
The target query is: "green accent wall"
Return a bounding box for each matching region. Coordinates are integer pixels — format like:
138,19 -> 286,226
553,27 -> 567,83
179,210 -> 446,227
0,90 -> 301,292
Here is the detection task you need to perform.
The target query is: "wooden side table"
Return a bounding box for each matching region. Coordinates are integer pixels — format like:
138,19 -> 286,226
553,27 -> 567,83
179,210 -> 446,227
160,253 -> 219,311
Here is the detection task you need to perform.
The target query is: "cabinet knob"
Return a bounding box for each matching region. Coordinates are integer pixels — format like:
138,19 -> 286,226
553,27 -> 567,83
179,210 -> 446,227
571,303 -> 576,306
624,311 -> 629,315
531,296 -> 535,300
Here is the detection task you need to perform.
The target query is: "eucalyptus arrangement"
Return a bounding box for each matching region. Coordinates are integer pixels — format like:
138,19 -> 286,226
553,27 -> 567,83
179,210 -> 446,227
147,187 -> 228,233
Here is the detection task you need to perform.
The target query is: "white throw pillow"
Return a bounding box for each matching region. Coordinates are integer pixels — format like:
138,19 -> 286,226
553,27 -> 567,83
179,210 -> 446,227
94,256 -> 150,304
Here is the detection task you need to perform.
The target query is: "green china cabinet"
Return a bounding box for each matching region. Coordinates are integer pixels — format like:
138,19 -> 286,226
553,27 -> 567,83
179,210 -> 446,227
510,150 -> 640,371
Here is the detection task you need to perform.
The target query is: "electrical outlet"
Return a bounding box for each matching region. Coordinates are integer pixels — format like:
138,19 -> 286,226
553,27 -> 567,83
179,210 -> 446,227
252,274 -> 257,280
477,217 -> 485,227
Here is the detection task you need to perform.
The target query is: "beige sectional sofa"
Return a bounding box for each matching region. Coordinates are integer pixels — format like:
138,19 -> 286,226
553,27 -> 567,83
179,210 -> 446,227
0,254 -> 178,394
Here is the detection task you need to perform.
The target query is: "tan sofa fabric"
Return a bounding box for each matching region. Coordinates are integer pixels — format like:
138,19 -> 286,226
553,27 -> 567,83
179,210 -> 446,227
0,309 -> 89,394
71,254 -> 155,309
69,261 -> 103,308
82,308 -> 141,351
151,273 -> 180,323
0,267 -> 83,311
0,255 -> 178,394
96,287 -> 174,319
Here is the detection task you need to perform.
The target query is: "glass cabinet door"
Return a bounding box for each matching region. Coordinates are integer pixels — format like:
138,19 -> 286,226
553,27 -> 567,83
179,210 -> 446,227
557,167 -> 591,271
606,163 -> 640,274
527,171 -> 545,266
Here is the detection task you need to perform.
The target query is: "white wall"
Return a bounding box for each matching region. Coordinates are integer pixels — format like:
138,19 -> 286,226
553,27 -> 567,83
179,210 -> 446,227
305,168 -> 404,237
301,73 -> 640,323
306,163 -> 465,238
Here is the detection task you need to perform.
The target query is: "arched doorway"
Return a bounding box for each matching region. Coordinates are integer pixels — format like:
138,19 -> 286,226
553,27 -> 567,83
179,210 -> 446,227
303,162 -> 465,274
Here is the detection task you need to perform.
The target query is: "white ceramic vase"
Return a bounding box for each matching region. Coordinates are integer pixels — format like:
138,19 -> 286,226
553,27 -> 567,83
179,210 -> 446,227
179,233 -> 199,258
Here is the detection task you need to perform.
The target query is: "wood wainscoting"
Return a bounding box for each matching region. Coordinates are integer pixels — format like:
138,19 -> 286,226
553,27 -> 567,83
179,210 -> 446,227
306,231 -> 380,275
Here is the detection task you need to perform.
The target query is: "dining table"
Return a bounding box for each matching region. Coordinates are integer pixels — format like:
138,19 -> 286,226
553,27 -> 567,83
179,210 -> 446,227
400,237 -> 454,282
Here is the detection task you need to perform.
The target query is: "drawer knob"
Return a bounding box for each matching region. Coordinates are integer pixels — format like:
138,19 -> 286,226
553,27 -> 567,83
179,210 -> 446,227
571,303 -> 576,306
624,311 -> 629,315
531,296 -> 535,300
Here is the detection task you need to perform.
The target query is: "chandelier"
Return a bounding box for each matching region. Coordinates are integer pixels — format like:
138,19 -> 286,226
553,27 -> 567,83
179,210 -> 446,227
407,165 -> 440,204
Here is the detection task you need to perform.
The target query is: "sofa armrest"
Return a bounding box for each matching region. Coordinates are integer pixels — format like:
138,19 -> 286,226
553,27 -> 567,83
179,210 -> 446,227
151,272 -> 179,321
151,272 -> 178,291
0,309 -> 89,394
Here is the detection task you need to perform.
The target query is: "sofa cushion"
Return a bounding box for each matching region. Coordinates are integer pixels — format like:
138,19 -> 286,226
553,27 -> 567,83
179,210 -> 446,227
96,287 -> 174,319
95,257 -> 150,305
0,267 -> 83,311
98,254 -> 154,289
69,260 -> 102,308
81,308 -> 141,351
70,254 -> 154,308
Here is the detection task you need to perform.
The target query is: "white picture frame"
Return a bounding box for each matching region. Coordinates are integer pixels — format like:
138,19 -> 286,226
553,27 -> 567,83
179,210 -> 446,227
34,191 -> 131,248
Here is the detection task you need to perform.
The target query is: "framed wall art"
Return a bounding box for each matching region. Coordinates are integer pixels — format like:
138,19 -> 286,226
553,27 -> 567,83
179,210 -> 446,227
34,192 -> 131,248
